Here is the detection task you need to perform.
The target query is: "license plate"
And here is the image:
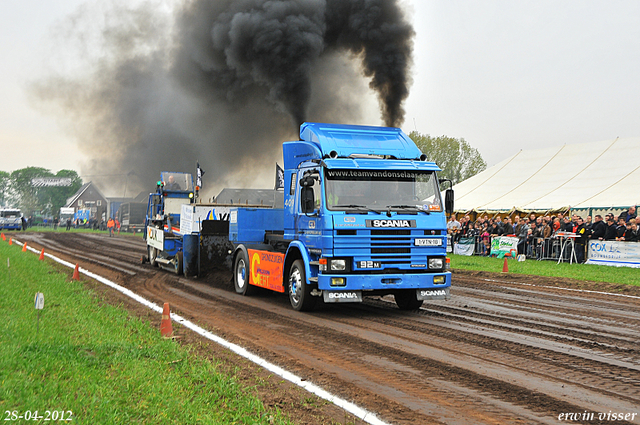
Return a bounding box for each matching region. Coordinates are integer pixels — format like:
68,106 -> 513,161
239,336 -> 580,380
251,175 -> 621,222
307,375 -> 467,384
358,260 -> 381,269
415,238 -> 442,246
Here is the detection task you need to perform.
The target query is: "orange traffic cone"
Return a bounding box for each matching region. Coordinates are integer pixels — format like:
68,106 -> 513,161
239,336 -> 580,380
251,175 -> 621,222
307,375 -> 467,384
502,257 -> 509,273
22,242 -> 28,252
160,302 -> 173,337
9,237 -> 12,245
39,249 -> 45,260
1,233 -> 5,241
72,264 -> 80,280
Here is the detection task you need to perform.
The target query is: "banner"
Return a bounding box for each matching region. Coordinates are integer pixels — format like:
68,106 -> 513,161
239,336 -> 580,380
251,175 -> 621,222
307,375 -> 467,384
490,236 -> 519,256
31,177 -> 73,187
453,237 -> 475,256
586,240 -> 640,268
74,209 -> 91,221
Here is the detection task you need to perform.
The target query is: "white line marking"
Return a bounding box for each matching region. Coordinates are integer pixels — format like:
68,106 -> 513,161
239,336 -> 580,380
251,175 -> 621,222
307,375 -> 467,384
15,239 -> 391,425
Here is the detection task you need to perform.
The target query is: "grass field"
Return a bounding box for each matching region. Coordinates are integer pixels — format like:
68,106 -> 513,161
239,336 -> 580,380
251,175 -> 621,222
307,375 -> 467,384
0,241 -> 293,425
1,231 -> 636,423
449,254 -> 640,286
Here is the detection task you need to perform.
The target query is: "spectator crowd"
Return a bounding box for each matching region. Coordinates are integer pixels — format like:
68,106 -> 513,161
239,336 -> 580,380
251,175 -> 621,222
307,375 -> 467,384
447,206 -> 638,263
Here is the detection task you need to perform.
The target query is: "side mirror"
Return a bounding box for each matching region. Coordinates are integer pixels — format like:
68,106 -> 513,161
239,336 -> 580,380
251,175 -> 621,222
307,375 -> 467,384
301,187 -> 315,213
445,189 -> 454,215
299,175 -> 316,187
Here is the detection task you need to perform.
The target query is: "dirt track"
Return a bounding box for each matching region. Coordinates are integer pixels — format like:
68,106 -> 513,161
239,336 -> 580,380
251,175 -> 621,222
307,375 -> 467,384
17,232 -> 640,425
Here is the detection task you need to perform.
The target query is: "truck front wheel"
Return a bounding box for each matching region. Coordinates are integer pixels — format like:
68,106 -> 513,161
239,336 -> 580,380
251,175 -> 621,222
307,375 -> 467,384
395,290 -> 424,310
288,260 -> 316,312
234,251 -> 254,296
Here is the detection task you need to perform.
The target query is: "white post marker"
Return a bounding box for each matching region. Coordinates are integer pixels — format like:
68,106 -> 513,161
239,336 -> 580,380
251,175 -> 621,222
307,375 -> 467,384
35,292 -> 44,333
7,257 -> 10,279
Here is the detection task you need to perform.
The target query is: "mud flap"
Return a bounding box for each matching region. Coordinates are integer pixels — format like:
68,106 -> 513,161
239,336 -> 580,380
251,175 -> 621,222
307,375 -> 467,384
417,288 -> 450,301
182,234 -> 199,277
323,291 -> 363,303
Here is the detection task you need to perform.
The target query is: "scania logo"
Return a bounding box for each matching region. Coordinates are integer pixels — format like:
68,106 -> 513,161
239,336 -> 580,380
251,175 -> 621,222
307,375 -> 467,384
328,292 -> 358,299
421,290 -> 447,296
367,219 -> 416,228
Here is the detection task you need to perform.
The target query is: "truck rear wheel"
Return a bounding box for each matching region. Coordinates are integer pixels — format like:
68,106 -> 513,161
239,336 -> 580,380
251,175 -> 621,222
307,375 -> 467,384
234,251 -> 254,295
148,245 -> 158,267
395,290 -> 424,310
288,259 -> 316,312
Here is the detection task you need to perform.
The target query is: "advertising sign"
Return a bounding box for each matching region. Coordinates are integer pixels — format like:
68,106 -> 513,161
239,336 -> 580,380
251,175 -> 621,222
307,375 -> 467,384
180,205 -> 232,234
586,240 -> 640,268
248,249 -> 285,293
453,237 -> 475,256
34,292 -> 44,310
147,226 -> 164,250
74,209 -> 91,221
490,236 -> 519,256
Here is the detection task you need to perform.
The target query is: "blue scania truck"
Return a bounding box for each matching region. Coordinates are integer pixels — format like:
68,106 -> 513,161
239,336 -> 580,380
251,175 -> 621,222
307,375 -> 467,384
145,122 -> 453,311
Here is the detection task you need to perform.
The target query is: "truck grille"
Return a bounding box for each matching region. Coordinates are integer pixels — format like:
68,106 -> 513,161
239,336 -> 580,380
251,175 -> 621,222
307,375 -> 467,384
371,229 -> 411,236
333,229 -> 444,269
371,248 -> 411,254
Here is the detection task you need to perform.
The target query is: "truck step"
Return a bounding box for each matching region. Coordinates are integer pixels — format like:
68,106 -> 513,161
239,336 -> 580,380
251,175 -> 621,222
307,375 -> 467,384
309,277 -> 318,283
309,261 -> 320,266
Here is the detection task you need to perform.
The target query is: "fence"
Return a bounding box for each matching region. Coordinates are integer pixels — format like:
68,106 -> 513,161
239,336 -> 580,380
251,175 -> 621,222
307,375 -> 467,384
450,234 -> 584,263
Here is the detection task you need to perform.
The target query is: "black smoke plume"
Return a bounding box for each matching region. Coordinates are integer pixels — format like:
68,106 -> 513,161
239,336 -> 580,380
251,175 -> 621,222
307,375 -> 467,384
30,0 -> 413,197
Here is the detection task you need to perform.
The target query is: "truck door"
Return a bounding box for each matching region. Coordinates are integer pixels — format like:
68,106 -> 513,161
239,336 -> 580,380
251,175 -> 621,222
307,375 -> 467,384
296,168 -> 322,249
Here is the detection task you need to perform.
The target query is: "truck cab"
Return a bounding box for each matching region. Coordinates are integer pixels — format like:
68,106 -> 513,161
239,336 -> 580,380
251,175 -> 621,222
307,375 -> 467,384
0,208 -> 23,230
230,123 -> 452,311
145,172 -> 195,273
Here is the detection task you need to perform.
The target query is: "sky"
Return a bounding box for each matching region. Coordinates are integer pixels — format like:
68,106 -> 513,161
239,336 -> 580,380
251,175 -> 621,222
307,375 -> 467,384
2,0 -> 640,195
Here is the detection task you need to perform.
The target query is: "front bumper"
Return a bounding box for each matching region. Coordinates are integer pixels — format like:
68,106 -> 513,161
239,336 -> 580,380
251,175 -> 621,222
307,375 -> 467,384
317,271 -> 451,291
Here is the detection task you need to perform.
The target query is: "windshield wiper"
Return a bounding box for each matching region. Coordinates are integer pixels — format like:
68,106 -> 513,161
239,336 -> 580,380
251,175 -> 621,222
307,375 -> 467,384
334,204 -> 383,214
386,205 -> 430,214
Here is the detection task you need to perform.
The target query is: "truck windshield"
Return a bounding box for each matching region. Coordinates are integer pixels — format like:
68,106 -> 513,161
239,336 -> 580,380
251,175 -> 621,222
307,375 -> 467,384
0,209 -> 21,218
161,172 -> 193,192
324,169 -> 442,212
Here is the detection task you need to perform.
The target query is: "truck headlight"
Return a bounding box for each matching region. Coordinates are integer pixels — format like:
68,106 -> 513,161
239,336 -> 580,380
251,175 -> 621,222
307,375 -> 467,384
428,258 -> 444,270
331,277 -> 346,286
330,259 -> 346,271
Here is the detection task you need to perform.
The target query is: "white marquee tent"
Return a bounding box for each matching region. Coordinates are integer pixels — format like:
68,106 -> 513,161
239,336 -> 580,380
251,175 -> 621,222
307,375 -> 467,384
451,137 -> 640,214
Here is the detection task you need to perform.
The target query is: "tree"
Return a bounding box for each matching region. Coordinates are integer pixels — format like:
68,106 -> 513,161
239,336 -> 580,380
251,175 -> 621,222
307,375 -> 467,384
408,132 -> 487,185
0,171 -> 9,207
9,167 -> 52,214
8,167 -> 83,217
